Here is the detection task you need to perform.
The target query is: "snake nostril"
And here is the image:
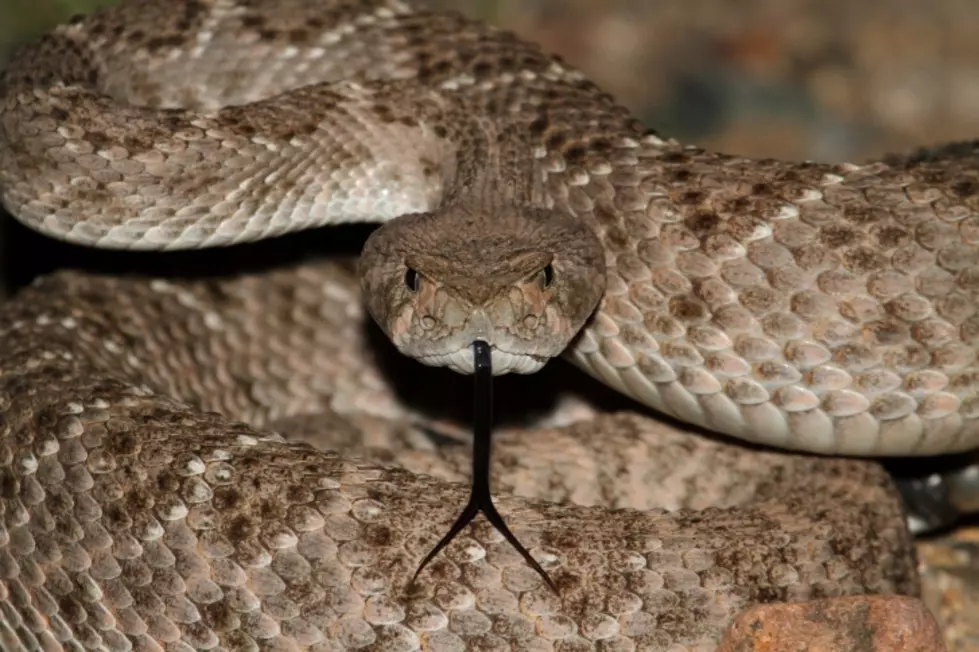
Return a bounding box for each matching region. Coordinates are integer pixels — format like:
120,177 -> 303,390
522,314 -> 539,329
404,268 -> 420,292
538,263 -> 554,290
421,315 -> 436,330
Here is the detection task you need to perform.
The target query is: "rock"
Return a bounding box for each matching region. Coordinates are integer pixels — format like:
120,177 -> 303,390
717,595 -> 946,652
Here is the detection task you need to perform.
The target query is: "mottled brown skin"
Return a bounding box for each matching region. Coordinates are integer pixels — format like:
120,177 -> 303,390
2,0 -> 977,455
0,0 -> 976,649
359,202 -> 607,373
0,267 -> 918,651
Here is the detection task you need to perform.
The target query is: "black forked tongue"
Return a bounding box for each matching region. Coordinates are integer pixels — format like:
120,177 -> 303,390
412,340 -> 558,592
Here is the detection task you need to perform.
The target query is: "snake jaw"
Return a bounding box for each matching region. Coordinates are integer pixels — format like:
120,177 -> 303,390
416,345 -> 548,375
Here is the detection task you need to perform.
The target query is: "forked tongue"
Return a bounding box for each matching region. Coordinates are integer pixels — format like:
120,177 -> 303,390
412,340 -> 557,592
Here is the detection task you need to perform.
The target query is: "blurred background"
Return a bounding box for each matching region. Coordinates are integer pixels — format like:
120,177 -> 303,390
1,1 -> 978,647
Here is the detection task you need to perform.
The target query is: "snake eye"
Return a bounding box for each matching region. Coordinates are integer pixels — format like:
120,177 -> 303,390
538,264 -> 554,290
404,267 -> 420,292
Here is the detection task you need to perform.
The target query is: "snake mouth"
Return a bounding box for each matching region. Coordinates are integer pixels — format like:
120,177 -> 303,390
416,346 -> 548,375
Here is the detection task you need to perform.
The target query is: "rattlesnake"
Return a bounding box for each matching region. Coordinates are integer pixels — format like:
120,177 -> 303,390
0,0 -> 976,649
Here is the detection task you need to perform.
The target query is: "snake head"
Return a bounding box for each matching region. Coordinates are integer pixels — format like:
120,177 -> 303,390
358,202 -> 606,375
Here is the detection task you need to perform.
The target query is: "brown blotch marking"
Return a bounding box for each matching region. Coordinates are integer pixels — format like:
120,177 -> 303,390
821,225 -> 859,248
949,371 -> 979,392
183,0 -> 204,19
0,470 -> 18,498
669,295 -> 708,322
226,515 -> 258,542
843,205 -> 889,225
873,226 -> 909,249
420,157 -> 439,179
258,498 -> 283,519
865,321 -> 909,345
951,180 -> 979,197
58,596 -> 86,623
528,115 -> 549,136
104,430 -> 139,456
564,145 -> 587,164
175,0 -> 204,32
241,14 -> 266,29
590,137 -> 613,154
418,556 -> 458,583
199,602 -> 237,631
660,151 -> 691,164
594,206 -> 619,228
433,125 -> 447,138
258,29 -> 279,41
727,196 -> 752,212
471,60 -> 494,79
670,167 -> 693,183
51,107 -> 69,122
288,28 -> 309,44
285,485 -> 312,504
519,53 -> 545,69
740,287 -> 779,314
727,215 -> 765,242
911,320 -> 951,346
121,134 -> 151,152
844,247 -> 888,274
373,104 -> 396,124
212,486 -> 243,511
123,487 -> 155,513
552,570 -> 581,594
959,268 -> 979,291
453,49 -> 476,67
685,211 -> 721,237
918,169 -> 949,185
364,525 -> 393,547
545,131 -> 567,150
793,242 -> 836,271
604,223 -> 630,249
678,190 -> 707,206
145,34 -> 184,51
418,57 -> 452,84
103,503 -> 133,530
156,471 -> 180,493
544,529 -> 584,551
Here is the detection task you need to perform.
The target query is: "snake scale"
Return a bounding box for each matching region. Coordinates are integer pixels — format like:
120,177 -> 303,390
0,0 -> 977,649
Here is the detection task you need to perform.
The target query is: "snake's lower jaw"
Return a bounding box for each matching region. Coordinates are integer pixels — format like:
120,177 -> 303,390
417,346 -> 548,375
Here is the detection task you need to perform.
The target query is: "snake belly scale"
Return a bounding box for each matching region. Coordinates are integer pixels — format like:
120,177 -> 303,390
0,0 -> 976,650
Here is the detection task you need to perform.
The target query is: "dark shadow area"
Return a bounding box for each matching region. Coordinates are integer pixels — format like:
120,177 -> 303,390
0,209 -> 374,290
888,453 -> 979,534
362,312 -> 639,429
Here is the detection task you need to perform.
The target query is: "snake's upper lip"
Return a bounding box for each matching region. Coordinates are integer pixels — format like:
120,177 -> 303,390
417,347 -> 548,375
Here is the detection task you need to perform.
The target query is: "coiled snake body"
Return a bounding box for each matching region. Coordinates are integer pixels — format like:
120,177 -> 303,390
0,0 -> 976,649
